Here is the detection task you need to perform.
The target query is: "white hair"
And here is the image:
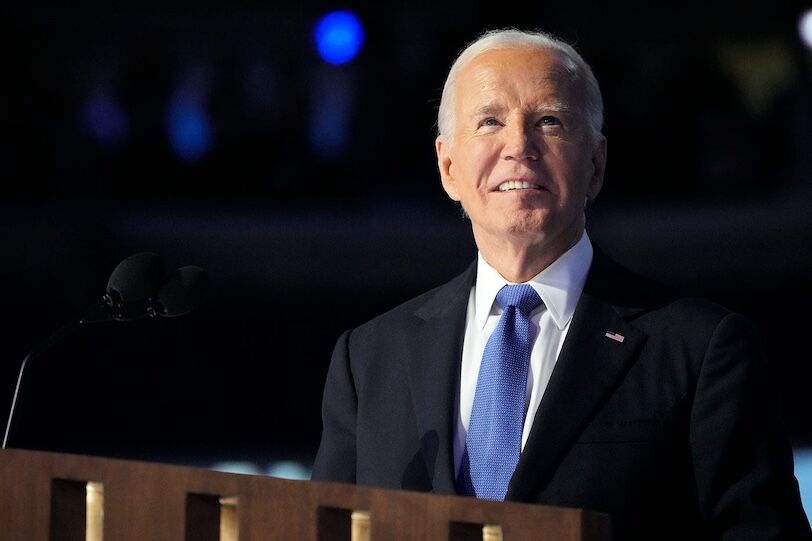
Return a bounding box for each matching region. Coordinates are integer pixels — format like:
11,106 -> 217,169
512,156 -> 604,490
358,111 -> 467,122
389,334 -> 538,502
437,29 -> 604,140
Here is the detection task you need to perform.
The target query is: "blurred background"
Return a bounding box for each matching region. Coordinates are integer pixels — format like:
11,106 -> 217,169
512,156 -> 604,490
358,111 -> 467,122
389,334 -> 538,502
1,0 -> 810,511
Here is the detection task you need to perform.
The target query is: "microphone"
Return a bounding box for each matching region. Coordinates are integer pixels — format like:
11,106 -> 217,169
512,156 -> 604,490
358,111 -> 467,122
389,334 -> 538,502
2,252 -> 206,449
155,265 -> 207,317
80,251 -> 168,323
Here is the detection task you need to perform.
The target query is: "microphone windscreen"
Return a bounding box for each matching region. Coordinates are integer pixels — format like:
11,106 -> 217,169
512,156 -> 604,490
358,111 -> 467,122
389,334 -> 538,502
106,252 -> 167,303
156,265 -> 207,317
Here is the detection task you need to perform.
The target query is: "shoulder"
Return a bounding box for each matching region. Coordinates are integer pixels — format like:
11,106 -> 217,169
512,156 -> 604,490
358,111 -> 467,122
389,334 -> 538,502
588,248 -> 752,340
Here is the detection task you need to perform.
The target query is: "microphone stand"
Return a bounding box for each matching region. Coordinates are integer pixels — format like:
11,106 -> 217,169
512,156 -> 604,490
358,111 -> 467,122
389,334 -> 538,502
2,298 -> 112,449
1,260 -> 203,449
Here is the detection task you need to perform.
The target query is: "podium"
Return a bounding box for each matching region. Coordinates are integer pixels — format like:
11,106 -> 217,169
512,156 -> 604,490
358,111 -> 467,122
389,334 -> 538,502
0,448 -> 611,540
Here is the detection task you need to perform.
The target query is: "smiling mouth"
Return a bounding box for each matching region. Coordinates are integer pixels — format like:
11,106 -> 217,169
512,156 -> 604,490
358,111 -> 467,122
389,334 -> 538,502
497,180 -> 543,192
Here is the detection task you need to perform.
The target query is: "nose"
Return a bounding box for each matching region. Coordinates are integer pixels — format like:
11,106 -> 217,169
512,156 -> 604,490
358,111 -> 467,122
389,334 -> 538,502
502,123 -> 539,162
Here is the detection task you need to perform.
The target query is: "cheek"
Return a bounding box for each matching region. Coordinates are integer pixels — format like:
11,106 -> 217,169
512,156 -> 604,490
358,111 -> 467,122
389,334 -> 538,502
450,152 -> 480,182
548,149 -> 593,188
467,146 -> 500,184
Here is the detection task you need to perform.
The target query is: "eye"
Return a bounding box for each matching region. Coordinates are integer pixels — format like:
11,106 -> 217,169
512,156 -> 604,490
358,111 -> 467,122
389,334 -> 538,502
538,115 -> 562,127
480,117 -> 502,128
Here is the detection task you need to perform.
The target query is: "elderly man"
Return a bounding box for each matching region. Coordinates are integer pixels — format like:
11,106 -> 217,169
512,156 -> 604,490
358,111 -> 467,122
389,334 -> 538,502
311,29 -> 810,540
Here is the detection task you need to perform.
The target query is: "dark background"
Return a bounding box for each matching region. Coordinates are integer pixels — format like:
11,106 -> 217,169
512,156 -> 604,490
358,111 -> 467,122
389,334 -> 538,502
1,0 -> 810,475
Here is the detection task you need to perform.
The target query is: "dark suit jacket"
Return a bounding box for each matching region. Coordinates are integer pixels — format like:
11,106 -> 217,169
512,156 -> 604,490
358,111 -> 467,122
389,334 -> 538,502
312,250 -> 810,540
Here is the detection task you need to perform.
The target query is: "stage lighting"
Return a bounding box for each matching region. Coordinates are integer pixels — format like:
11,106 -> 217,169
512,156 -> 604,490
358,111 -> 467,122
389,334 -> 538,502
800,8 -> 812,49
166,100 -> 213,164
314,10 -> 365,65
80,93 -> 129,148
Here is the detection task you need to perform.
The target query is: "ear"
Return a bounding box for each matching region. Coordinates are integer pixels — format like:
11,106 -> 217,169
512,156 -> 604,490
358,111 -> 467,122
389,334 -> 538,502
587,135 -> 607,200
436,136 -> 461,201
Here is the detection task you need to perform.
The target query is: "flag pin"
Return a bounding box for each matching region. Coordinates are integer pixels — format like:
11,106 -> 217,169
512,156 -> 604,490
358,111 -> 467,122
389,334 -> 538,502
604,331 -> 625,343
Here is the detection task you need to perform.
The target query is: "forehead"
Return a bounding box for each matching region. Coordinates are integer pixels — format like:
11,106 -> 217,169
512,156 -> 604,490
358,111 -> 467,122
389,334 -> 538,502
455,47 -> 580,110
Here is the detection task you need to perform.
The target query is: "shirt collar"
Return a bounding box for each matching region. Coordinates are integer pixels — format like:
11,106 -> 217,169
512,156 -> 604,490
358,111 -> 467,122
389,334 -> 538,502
474,232 -> 593,330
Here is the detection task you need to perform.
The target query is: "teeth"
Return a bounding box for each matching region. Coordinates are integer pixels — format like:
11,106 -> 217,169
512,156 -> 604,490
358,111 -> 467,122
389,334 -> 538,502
498,180 -> 536,192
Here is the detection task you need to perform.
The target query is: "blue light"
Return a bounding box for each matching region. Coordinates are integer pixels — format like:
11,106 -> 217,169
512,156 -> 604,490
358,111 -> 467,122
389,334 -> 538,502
166,101 -> 213,164
80,94 -> 129,148
314,10 -> 365,65
795,448 -> 812,524
266,461 -> 311,480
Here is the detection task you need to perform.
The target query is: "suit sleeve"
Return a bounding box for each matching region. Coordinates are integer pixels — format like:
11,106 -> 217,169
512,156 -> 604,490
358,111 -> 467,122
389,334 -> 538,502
690,312 -> 811,539
311,329 -> 358,483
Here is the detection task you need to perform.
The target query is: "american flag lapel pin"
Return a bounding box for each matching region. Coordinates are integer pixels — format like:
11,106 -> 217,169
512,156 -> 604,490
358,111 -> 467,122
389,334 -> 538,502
604,331 -> 625,343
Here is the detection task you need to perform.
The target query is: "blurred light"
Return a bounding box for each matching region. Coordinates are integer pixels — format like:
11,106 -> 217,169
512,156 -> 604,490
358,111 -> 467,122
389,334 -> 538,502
308,92 -> 350,160
209,461 -> 263,475
166,100 -> 213,164
314,10 -> 365,65
795,448 -> 812,524
266,460 -> 311,480
80,94 -> 129,148
308,68 -> 355,160
85,482 -> 103,541
800,9 -> 812,49
208,460 -> 311,480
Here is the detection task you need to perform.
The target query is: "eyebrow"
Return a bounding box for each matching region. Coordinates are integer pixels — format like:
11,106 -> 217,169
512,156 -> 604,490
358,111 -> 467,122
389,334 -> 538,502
542,101 -> 571,113
469,101 -> 572,119
470,104 -> 505,119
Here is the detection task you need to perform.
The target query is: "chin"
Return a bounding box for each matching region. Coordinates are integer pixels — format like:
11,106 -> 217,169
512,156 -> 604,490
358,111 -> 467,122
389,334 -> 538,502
502,210 -> 547,235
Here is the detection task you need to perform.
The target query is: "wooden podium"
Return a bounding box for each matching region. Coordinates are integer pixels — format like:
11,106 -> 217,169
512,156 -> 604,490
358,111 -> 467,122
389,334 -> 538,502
0,448 -> 611,540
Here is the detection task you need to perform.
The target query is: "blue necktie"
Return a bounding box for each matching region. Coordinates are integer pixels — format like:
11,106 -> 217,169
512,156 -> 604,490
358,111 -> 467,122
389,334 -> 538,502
457,284 -> 542,500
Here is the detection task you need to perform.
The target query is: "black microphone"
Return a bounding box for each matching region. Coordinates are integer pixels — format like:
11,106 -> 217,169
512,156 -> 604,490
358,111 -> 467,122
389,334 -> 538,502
81,251 -> 168,323
155,265 -> 207,317
2,252 -> 206,449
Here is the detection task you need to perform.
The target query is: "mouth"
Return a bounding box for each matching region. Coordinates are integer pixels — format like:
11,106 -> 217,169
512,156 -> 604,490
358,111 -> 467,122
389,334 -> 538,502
496,179 -> 547,192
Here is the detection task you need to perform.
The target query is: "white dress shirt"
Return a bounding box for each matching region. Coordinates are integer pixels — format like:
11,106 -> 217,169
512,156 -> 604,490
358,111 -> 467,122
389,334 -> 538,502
453,232 -> 594,476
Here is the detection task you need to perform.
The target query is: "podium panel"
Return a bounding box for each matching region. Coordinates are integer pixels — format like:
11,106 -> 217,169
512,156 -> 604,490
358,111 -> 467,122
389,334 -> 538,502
0,448 -> 611,540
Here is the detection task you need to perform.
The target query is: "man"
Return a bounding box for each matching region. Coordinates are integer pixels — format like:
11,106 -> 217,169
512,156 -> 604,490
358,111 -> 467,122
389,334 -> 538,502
311,29 -> 811,540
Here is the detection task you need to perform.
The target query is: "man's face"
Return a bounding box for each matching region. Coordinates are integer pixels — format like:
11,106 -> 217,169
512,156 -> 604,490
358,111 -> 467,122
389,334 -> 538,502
436,47 -> 606,256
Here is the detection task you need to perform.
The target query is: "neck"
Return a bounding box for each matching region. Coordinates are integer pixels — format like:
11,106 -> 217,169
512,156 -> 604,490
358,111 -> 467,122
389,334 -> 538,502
474,228 -> 583,283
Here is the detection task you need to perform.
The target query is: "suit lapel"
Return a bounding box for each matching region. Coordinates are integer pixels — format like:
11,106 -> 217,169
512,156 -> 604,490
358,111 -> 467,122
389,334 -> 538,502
405,263 -> 475,494
507,254 -> 648,501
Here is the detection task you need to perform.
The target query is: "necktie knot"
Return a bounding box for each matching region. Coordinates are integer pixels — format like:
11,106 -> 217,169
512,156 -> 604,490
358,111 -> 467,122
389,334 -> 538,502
495,284 -> 542,316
